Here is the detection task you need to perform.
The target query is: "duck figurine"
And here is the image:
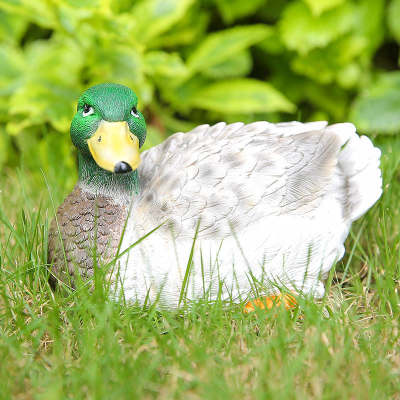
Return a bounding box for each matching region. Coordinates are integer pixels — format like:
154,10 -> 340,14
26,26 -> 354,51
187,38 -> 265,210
48,83 -> 382,309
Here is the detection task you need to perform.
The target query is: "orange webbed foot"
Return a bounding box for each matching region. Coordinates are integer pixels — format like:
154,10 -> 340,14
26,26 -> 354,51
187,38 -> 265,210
243,293 -> 297,314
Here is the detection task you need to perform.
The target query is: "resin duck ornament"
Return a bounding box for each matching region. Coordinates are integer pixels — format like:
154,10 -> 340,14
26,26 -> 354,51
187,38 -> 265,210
48,83 -> 382,308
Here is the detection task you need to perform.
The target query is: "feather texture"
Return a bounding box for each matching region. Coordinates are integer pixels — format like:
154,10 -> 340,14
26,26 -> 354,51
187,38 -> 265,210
105,121 -> 382,307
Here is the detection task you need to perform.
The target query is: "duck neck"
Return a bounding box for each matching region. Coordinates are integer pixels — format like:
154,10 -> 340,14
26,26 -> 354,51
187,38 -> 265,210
77,153 -> 140,199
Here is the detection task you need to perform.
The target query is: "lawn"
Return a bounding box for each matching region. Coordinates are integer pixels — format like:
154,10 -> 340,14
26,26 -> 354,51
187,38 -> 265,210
0,134 -> 399,399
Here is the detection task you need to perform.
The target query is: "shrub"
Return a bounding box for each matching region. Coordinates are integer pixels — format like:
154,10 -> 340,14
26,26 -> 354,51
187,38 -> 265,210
0,0 -> 398,173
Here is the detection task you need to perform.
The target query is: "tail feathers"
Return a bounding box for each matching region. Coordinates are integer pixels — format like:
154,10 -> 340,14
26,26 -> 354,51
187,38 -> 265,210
326,123 -> 382,221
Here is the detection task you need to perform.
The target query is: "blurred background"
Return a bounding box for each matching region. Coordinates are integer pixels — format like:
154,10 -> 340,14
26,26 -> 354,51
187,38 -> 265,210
0,0 -> 398,189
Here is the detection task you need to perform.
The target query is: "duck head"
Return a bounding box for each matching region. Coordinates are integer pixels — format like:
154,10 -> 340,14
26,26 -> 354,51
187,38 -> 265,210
71,83 -> 146,175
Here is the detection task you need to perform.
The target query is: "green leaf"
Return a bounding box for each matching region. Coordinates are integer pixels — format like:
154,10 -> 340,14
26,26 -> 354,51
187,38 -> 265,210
24,38 -> 84,86
64,0 -> 101,6
0,44 -> 24,92
56,0 -> 102,34
0,9 -> 27,42
141,125 -> 166,151
144,51 -> 188,78
87,43 -> 153,105
150,8 -> 209,48
0,0 -> 59,29
8,82 -> 80,133
305,87 -> 348,121
187,25 -> 271,72
302,0 -> 345,16
388,0 -> 400,43
202,49 -> 252,79
7,39 -> 84,133
38,130 -> 77,185
350,72 -> 400,134
257,27 -> 285,54
353,0 -> 385,56
292,36 -> 366,86
187,79 -> 296,114
160,76 -> 210,113
131,0 -> 195,45
270,66 -> 349,120
279,1 -> 355,54
0,127 -> 10,167
215,0 -> 265,23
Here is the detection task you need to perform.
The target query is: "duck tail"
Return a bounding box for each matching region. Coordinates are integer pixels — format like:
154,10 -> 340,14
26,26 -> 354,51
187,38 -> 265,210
326,123 -> 382,221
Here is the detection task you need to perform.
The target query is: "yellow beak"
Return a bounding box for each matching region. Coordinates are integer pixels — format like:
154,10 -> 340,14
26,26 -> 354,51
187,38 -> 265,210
87,121 -> 140,173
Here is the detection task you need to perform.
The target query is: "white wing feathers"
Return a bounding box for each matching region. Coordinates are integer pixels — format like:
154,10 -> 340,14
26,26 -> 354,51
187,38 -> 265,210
325,123 -> 382,221
136,121 -> 381,239
116,121 -> 382,306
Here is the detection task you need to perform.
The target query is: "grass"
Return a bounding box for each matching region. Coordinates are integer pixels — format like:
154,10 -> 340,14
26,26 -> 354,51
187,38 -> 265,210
0,135 -> 400,399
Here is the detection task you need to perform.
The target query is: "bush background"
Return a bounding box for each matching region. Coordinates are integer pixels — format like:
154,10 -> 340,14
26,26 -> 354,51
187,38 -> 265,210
0,0 -> 399,184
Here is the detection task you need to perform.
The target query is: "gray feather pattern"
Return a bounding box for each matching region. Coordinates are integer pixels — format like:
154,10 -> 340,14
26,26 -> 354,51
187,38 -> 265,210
136,122 -> 341,239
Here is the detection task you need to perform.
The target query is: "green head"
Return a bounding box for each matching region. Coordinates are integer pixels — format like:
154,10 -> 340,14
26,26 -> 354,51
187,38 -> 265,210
70,83 -> 147,193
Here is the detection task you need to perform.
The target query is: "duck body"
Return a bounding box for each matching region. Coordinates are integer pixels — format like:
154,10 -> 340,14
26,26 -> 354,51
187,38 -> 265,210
48,84 -> 382,308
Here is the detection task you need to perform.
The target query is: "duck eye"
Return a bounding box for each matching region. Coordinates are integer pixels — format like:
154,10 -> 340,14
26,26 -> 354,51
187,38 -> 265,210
131,106 -> 139,118
82,104 -> 94,117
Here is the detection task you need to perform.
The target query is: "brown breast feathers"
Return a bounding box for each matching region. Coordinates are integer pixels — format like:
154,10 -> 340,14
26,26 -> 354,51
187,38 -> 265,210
48,185 -> 128,287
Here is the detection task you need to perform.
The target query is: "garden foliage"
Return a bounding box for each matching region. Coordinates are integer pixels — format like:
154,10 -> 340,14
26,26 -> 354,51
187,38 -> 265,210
0,0 -> 398,173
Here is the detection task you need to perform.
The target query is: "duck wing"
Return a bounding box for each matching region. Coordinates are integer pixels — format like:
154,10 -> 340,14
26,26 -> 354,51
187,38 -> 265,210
135,121 -> 381,239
